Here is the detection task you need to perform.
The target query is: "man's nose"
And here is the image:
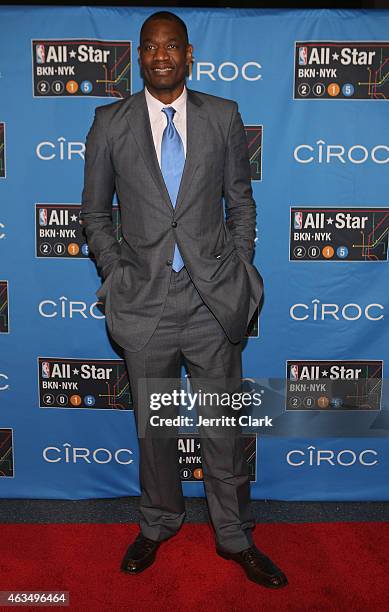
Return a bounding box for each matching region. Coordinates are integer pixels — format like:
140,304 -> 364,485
154,45 -> 169,61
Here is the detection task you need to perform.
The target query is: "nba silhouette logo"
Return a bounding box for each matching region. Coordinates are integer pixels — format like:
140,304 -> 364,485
39,208 -> 47,226
299,46 -> 307,65
294,211 -> 303,230
290,365 -> 299,381
36,44 -> 45,64
42,362 -> 50,378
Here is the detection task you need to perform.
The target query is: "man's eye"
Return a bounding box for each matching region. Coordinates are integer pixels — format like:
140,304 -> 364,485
168,44 -> 178,49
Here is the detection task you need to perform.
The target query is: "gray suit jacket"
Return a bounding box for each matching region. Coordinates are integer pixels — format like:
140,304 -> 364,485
81,87 -> 263,352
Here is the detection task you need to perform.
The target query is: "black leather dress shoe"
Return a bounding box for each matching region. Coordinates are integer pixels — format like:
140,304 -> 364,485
216,544 -> 288,588
120,533 -> 161,574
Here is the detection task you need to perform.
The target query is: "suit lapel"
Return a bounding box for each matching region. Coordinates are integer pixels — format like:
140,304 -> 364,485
174,88 -> 207,214
125,90 -> 172,211
124,88 -> 207,214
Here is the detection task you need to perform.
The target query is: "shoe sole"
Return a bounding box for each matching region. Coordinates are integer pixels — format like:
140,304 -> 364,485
216,549 -> 288,589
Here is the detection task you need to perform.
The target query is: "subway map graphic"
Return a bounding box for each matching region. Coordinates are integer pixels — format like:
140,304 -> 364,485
295,42 -> 389,100
32,39 -> 131,98
245,125 -> 262,180
0,281 -> 9,333
0,429 -> 13,478
0,123 -> 5,178
112,206 -> 123,243
246,307 -> 259,338
38,357 -> 132,410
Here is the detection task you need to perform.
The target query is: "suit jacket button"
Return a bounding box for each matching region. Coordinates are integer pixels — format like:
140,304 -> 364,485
166,259 -> 172,266
171,221 -> 177,227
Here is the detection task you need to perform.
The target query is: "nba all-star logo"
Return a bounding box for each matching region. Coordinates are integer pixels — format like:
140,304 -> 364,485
290,207 -> 389,261
178,434 -> 257,482
36,204 -> 122,258
32,39 -> 131,98
294,41 -> 389,99
38,357 -> 132,410
0,429 -> 14,478
0,280 -> 9,333
0,123 -> 5,178
286,360 -> 383,411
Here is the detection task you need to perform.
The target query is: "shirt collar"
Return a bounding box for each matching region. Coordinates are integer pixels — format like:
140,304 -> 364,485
144,85 -> 187,122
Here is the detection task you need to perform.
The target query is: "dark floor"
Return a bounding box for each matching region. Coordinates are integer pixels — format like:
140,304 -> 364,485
0,498 -> 388,523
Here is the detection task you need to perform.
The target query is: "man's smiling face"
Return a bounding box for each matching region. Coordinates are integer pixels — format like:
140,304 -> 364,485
138,18 -> 193,99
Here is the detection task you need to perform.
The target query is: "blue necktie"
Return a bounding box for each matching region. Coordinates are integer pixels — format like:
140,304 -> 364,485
161,106 -> 185,272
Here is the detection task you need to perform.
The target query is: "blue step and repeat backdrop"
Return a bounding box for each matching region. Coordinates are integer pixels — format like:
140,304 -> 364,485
1,6 -> 389,500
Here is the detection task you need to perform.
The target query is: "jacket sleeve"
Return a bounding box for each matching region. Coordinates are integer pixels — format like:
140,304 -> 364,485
222,102 -> 257,264
80,107 -> 121,280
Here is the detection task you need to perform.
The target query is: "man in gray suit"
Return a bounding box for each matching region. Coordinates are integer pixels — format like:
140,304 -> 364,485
81,11 -> 287,588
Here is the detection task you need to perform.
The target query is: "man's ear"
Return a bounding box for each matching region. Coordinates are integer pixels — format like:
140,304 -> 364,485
186,44 -> 194,65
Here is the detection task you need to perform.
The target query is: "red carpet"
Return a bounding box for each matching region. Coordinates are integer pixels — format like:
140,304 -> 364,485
0,522 -> 388,611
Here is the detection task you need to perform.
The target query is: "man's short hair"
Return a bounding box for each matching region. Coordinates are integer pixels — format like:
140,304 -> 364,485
140,11 -> 189,45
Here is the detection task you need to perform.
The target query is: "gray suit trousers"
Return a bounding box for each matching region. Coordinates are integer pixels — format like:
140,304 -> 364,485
123,266 -> 254,553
